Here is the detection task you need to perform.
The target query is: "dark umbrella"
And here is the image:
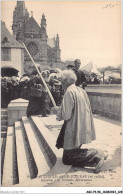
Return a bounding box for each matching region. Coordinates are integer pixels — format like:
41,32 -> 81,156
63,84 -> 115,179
1,66 -> 19,77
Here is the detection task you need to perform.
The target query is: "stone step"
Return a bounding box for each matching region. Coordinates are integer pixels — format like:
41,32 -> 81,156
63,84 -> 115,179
1,115 -> 71,187
1,109 -> 7,115
15,121 -> 30,184
1,137 -> 7,183
22,116 -> 51,177
31,116 -> 63,159
13,125 -> 19,185
1,115 -> 8,120
20,120 -> 38,179
1,137 -> 3,149
1,132 -> 7,139
31,116 -> 72,171
1,120 -> 8,126
29,117 -> 56,169
31,116 -> 72,172
13,116 -> 71,187
2,126 -> 13,186
1,126 -> 7,132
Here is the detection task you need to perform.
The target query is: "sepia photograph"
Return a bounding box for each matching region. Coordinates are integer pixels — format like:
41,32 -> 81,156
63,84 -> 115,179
1,0 -> 122,193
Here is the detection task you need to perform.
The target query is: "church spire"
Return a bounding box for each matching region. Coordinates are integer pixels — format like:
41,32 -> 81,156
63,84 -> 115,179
31,11 -> 33,17
40,13 -> 47,40
55,34 -> 60,48
55,34 -> 61,62
16,1 -> 26,16
12,1 -> 29,39
40,13 -> 47,33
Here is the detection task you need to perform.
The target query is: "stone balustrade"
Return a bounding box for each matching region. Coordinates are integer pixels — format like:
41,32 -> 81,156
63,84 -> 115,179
86,84 -> 121,120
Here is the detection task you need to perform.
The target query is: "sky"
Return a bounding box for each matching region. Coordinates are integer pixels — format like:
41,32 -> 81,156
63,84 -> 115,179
1,0 -> 122,68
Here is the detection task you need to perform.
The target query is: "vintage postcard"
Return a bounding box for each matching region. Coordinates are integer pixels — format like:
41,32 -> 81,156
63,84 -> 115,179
1,0 -> 122,193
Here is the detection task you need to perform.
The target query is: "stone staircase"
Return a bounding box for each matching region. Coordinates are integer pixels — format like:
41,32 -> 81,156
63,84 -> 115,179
1,115 -> 71,187
1,108 -> 8,182
1,109 -> 8,133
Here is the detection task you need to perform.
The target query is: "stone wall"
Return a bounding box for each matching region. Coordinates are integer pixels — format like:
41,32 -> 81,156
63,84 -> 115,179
86,85 -> 121,120
1,48 -> 24,76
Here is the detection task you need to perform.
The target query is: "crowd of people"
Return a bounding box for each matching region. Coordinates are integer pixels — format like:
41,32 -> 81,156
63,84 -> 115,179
1,68 -> 64,115
1,59 -> 102,115
1,59 -> 86,111
1,58 -> 109,173
2,59 -> 120,110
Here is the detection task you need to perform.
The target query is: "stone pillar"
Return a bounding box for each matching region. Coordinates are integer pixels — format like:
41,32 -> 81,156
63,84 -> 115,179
8,98 -> 29,126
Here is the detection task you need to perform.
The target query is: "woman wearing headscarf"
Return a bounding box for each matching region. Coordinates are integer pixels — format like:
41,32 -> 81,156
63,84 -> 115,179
26,71 -> 51,118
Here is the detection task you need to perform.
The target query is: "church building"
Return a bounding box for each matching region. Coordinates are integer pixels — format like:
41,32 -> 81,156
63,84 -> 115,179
12,1 -> 63,74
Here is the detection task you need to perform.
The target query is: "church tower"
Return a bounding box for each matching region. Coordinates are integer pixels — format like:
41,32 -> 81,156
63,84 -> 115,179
55,34 -> 61,62
12,1 -> 29,41
40,14 -> 48,64
12,2 -> 63,74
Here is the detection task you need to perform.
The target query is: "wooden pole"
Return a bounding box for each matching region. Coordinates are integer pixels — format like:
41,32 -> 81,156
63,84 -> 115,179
22,43 -> 56,107
103,71 -> 105,84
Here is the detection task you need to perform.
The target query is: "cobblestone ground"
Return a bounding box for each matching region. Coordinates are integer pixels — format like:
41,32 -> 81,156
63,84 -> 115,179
41,114 -> 122,187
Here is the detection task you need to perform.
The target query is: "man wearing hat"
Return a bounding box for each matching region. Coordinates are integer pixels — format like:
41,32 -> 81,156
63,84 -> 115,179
66,64 -> 75,70
72,59 -> 86,89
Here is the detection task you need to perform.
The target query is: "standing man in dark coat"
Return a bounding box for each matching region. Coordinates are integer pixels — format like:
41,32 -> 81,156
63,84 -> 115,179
72,59 -> 87,89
